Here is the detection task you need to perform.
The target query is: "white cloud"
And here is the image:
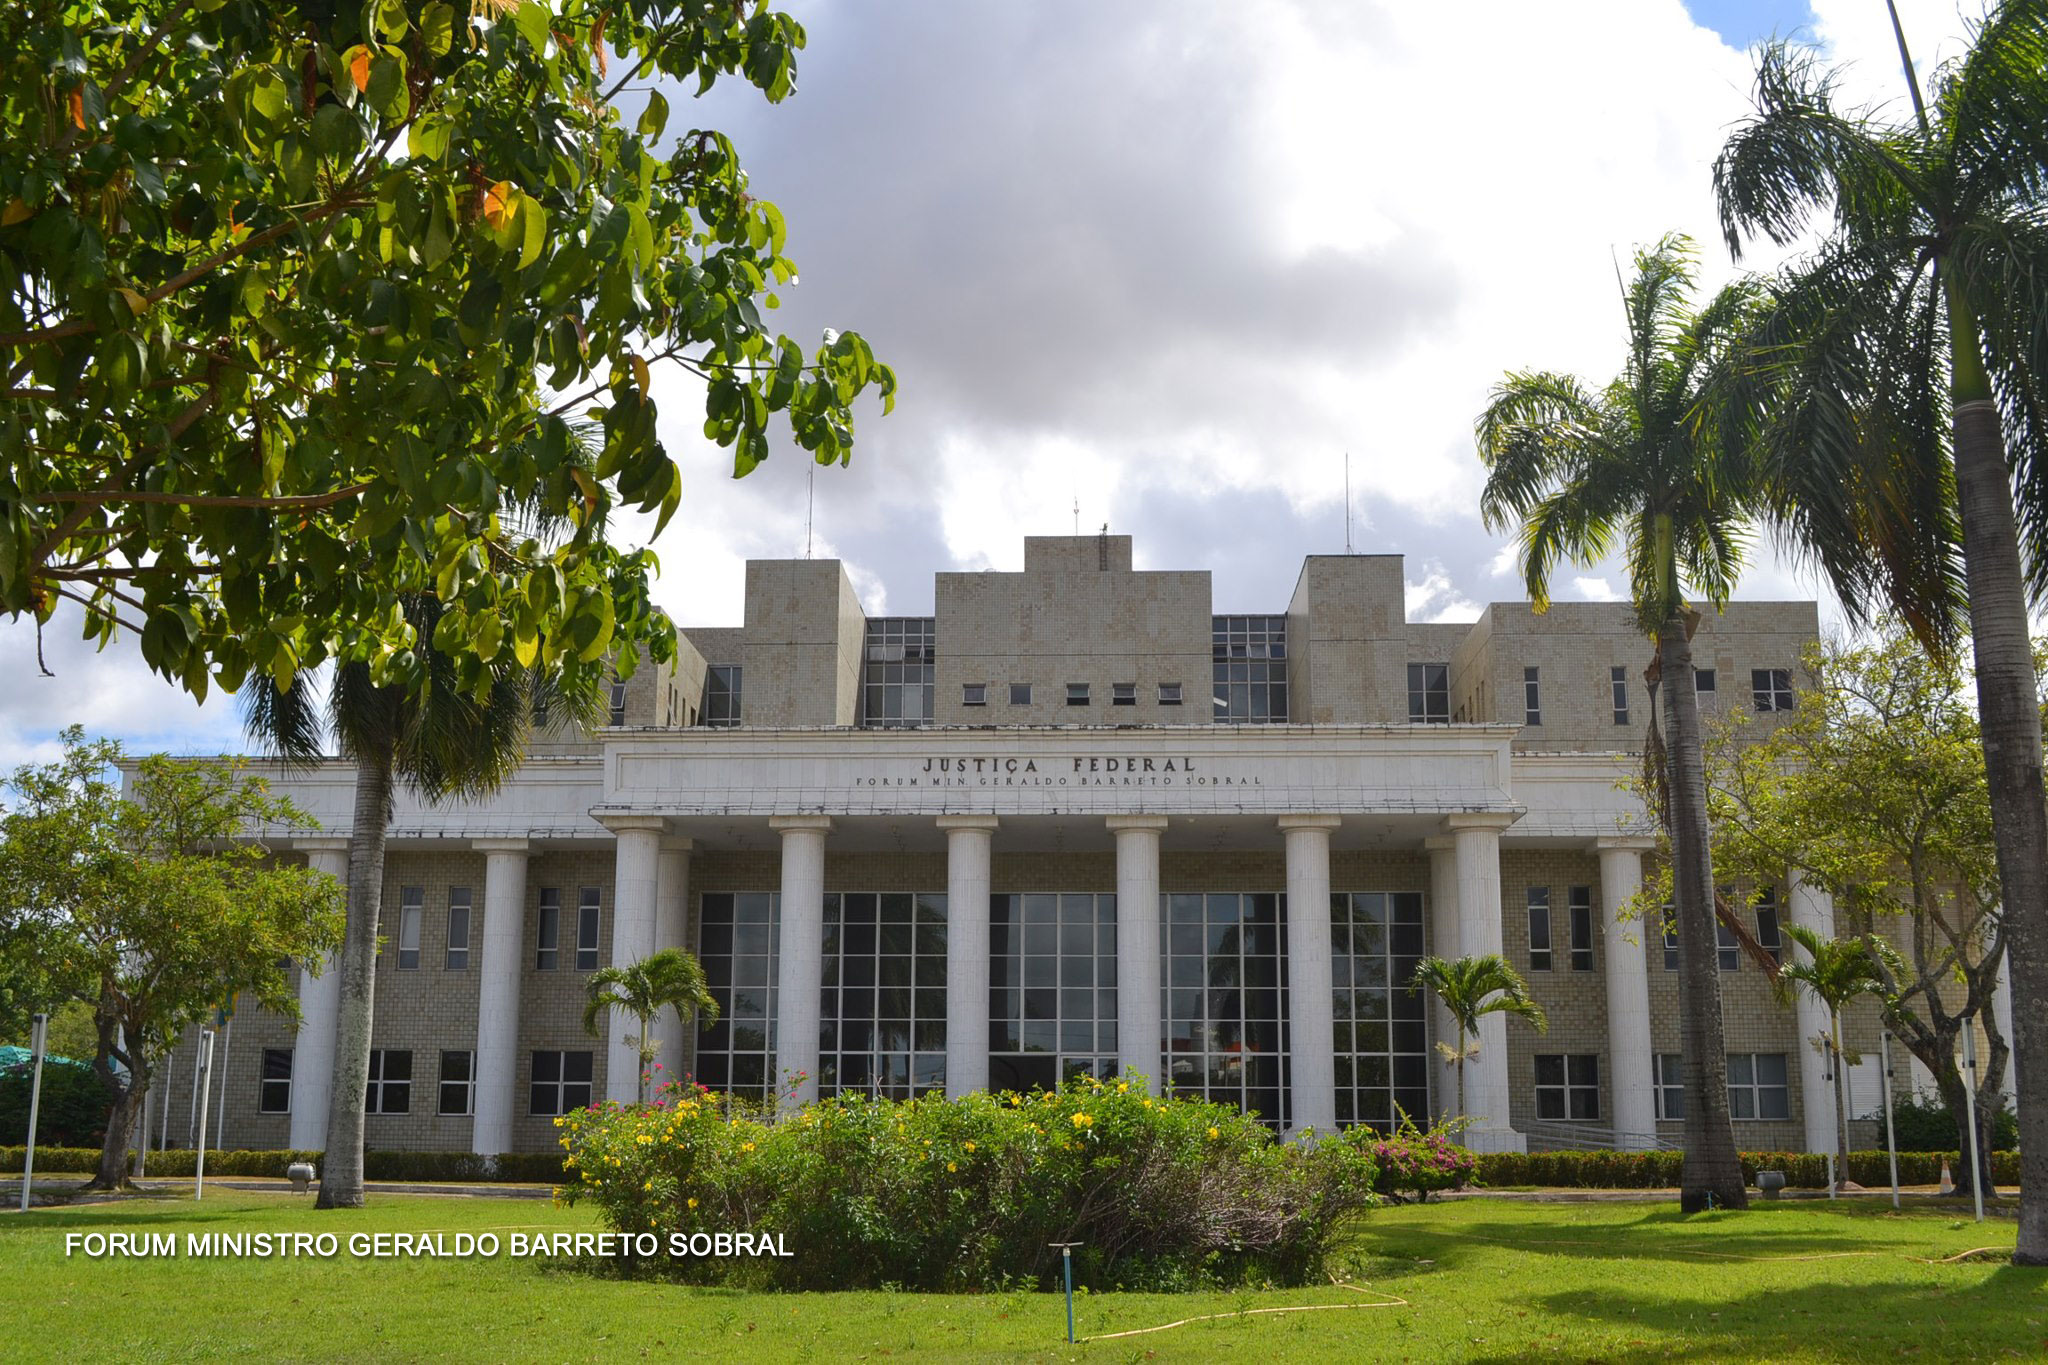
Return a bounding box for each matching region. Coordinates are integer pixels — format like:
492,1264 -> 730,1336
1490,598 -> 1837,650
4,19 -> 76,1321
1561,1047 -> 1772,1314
1406,565 -> 1481,624
1573,576 -> 1624,603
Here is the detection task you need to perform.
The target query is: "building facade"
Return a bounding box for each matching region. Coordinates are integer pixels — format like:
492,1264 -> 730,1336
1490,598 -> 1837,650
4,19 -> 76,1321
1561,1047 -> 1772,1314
161,534 -> 1866,1158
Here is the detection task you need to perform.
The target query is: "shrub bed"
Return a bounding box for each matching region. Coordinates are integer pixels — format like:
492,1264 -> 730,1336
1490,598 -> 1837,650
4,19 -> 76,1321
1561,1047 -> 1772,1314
557,1075 -> 1385,1291
1475,1149 -> 2021,1189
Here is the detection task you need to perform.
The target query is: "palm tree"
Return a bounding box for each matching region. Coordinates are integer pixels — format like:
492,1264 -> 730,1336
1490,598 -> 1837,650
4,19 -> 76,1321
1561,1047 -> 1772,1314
1475,235 -> 1759,1211
581,948 -> 721,1104
1776,924 -> 1885,1192
1409,954 -> 1547,1123
1712,4 -> 2048,1259
246,608 -> 602,1207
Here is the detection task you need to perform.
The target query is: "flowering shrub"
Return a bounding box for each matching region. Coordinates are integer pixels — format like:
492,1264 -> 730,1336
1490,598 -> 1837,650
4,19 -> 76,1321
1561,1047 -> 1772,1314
556,1072 -> 1381,1290
1367,1115 -> 1478,1200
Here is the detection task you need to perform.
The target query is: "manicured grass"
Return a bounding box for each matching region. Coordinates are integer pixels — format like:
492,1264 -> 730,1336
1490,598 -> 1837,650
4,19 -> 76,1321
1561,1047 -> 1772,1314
1,1190 -> 2041,1361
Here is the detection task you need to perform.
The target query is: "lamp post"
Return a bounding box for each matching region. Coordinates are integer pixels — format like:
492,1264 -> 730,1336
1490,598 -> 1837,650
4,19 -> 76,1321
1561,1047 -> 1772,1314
192,1030 -> 216,1201
18,1012 -> 48,1213
1880,1032 -> 1900,1210
1961,1026 -> 1985,1223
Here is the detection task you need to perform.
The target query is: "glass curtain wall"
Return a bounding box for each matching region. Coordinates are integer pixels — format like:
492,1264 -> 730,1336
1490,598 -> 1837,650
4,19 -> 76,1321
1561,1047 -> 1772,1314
819,892 -> 949,1099
989,893 -> 1120,1092
1331,891 -> 1429,1130
1162,892 -> 1290,1129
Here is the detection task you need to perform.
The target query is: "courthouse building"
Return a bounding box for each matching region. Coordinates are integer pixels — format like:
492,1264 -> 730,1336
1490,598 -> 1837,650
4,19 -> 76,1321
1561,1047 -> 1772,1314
167,534 -> 1866,1157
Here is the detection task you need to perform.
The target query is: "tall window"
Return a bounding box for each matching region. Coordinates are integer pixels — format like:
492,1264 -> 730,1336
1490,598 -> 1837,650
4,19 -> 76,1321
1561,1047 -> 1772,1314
1332,891 -> 1429,1133
1407,663 -> 1450,724
446,887 -> 472,970
1534,1053 -> 1600,1120
1751,668 -> 1796,712
1164,893 -> 1287,1128
576,887 -> 601,971
365,1049 -> 412,1114
1568,886 -> 1594,971
1526,887 -> 1553,971
438,1050 -> 475,1116
1654,1053 -> 1685,1120
1754,888 -> 1782,965
608,676 -> 628,726
536,888 -> 561,970
861,618 -> 936,727
1610,666 -> 1630,725
993,894 -> 1119,1096
1662,912 -> 1679,972
529,1050 -> 593,1116
1727,1053 -> 1791,1119
396,886 -> 423,969
820,892 -> 947,1100
1695,668 -> 1717,704
1523,666 -> 1541,725
696,892 -> 779,1097
1212,616 -> 1289,722
704,665 -> 743,727
259,1048 -> 293,1114
1717,909 -> 1740,972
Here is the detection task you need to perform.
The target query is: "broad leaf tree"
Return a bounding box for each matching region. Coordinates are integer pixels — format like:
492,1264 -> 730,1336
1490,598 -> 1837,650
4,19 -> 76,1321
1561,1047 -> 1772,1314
1,0 -> 894,704
1705,631 -> 2010,1196
1475,235 -> 1760,1211
1713,4 -> 2048,1257
0,728 -> 344,1189
1775,924 -> 1886,1193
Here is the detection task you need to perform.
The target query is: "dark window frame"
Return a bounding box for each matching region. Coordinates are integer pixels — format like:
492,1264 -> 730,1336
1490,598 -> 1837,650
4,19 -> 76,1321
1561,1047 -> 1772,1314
1568,885 -> 1594,971
438,1049 -> 475,1116
365,1049 -> 412,1115
536,888 -> 561,970
529,1049 -> 594,1116
259,1047 -> 293,1114
1526,887 -> 1553,972
1611,665 -> 1630,725
1407,662 -> 1450,724
576,887 -> 601,972
1534,1053 -> 1600,1121
446,887 -> 472,970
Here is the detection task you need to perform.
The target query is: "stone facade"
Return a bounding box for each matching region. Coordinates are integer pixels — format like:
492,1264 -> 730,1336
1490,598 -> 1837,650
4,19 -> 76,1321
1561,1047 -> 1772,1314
152,535 -> 1901,1159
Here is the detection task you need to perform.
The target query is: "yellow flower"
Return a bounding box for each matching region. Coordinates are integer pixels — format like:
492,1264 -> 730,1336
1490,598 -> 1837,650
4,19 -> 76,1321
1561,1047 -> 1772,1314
947,1161 -> 957,1172
741,1141 -> 756,1152
1117,1082 -> 1129,1093
552,1117 -> 564,1127
635,1134 -> 653,1145
1142,1098 -> 1154,1109
1207,1126 -> 1220,1140
963,1140 -> 976,1152
1071,1113 -> 1093,1128
688,1197 -> 699,1209
644,1180 -> 653,1191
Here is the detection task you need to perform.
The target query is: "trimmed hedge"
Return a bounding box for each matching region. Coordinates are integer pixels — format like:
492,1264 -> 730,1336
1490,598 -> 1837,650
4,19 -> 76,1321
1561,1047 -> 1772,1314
0,1146 -> 565,1183
1475,1148 -> 2021,1189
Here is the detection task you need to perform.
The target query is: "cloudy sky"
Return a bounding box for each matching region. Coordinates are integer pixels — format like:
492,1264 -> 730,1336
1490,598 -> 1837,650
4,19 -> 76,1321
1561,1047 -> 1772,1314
0,0 -> 1994,769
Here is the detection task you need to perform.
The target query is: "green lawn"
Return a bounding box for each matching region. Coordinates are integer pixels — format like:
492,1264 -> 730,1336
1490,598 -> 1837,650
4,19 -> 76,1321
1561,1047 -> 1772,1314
0,1190 -> 2041,1361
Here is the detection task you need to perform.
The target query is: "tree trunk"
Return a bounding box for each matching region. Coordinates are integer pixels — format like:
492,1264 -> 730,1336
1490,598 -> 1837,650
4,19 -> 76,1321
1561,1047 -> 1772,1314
318,751 -> 392,1209
1936,1065 -> 1999,1200
87,1048 -> 148,1192
1943,291 -> 2048,1259
1662,614 -> 1749,1211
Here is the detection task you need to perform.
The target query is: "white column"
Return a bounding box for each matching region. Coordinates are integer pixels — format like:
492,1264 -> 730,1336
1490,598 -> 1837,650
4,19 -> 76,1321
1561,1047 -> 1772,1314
1108,816 -> 1169,1091
471,839 -> 530,1156
601,816 -> 666,1104
1280,815 -> 1341,1138
940,816 -> 999,1098
1788,867 -> 1838,1154
1423,837 -> 1460,1120
650,839 -> 693,1091
291,838 -> 350,1152
771,815 -> 832,1114
1597,837 -> 1658,1149
1450,813 -> 1523,1152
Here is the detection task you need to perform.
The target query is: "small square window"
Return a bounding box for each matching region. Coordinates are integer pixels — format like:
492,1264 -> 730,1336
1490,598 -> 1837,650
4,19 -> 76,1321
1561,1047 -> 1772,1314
1066,683 -> 1090,706
1752,668 -> 1795,712
537,888 -> 560,971
1112,683 -> 1137,706
963,683 -> 988,706
576,887 -> 601,971
1696,668 -> 1717,701
396,886 -> 423,969
1009,683 -> 1031,705
1158,683 -> 1182,705
259,1048 -> 293,1114
365,1049 -> 412,1114
446,888 -> 471,971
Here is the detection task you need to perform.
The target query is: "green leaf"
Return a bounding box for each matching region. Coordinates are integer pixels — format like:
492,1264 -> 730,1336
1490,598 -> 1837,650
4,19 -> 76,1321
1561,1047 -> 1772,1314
517,194 -> 546,271
311,102 -> 361,159
637,90 -> 669,140
421,1 -> 456,54
407,114 -> 452,163
367,51 -> 409,122
514,0 -> 553,53
375,0 -> 411,41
